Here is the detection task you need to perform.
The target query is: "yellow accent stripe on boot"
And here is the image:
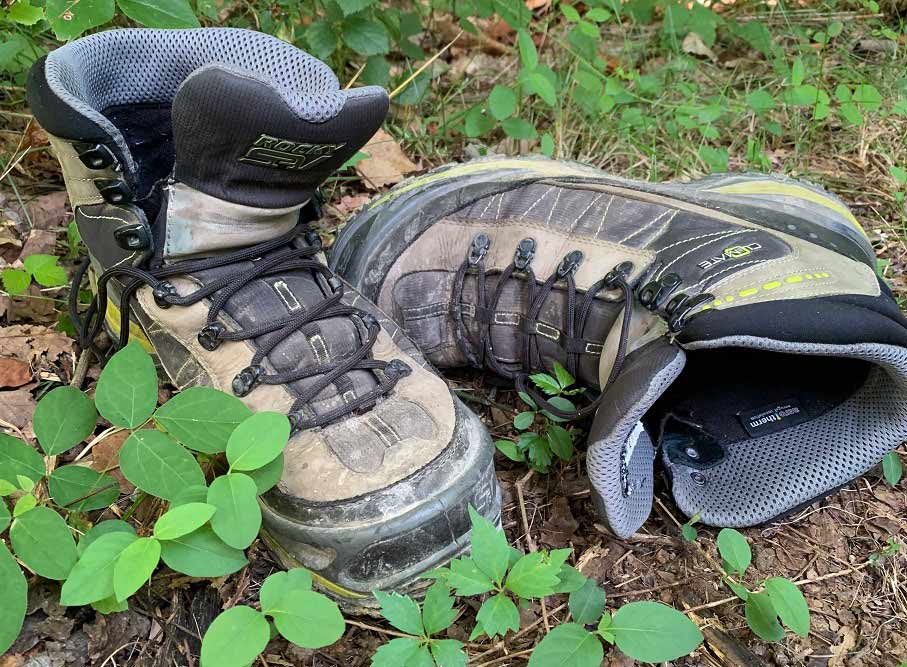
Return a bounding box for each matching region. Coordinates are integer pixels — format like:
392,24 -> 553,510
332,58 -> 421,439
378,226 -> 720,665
704,181 -> 868,239
104,298 -> 156,353
371,158 -> 594,207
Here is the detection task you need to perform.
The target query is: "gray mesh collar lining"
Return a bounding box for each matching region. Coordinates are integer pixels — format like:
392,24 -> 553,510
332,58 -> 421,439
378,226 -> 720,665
43,28 -> 373,179
669,336 -> 907,526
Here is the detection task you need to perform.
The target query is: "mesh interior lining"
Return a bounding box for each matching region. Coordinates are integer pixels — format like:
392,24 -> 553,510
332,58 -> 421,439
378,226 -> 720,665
45,28 -> 346,125
667,338 -> 907,526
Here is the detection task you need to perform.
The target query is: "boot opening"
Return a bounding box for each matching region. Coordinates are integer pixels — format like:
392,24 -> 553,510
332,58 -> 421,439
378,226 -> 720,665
649,341 -> 907,526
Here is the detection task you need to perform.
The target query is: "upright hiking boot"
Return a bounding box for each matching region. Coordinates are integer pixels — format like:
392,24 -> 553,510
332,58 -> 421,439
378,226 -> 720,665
27,28 -> 499,605
330,156 -> 907,538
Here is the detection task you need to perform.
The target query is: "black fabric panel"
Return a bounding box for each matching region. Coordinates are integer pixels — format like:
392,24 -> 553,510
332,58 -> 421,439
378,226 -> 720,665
171,65 -> 388,208
26,57 -> 132,175
679,286 -> 907,348
103,103 -> 174,209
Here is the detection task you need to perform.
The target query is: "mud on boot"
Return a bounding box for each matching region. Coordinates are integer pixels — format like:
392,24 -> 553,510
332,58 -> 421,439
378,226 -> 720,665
27,28 -> 500,607
330,156 -> 907,538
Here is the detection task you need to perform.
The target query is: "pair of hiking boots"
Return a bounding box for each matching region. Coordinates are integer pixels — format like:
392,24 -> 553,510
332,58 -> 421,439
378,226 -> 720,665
28,28 -> 907,605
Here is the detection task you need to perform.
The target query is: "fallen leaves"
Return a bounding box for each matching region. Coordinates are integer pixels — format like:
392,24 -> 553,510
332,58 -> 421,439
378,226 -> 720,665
355,129 -> 420,189
0,324 -> 74,363
0,358 -> 32,388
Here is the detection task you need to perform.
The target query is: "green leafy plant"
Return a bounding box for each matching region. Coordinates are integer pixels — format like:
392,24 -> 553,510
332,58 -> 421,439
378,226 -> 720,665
0,341 -> 344,663
882,450 -> 903,487
715,528 -> 811,642
397,506 -> 704,665
1,254 -> 68,296
495,362 -> 581,472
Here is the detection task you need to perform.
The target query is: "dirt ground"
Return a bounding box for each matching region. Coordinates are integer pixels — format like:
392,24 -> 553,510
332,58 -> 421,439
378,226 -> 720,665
1,124 -> 906,667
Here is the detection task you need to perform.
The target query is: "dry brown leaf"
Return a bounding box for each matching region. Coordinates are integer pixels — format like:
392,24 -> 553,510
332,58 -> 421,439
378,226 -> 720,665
19,228 -> 59,259
334,193 -> 371,217
0,324 -> 74,363
356,129 -> 419,190
0,387 -> 36,435
682,32 -> 716,60
829,626 -> 857,667
0,357 -> 32,388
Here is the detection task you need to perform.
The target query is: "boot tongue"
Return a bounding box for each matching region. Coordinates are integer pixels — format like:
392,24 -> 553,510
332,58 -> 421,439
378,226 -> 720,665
163,63 -> 382,258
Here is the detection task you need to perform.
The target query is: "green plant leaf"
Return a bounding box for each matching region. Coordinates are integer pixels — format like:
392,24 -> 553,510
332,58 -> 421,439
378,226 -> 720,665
10,506 -> 77,580
77,520 -> 136,556
268,589 -> 345,648
882,451 -> 903,486
0,480 -> 15,496
527,71 -> 556,106
586,7 -> 611,21
226,412 -> 290,471
344,16 -> 390,55
430,639 -> 467,667
501,118 -> 538,140
527,623 -> 602,667
852,84 -> 882,111
839,102 -> 864,126
92,595 -> 128,614
13,494 -> 36,517
306,21 -> 339,60
790,57 -> 805,86
245,453 -> 284,495
336,0 -> 374,15
201,605 -> 270,667
446,557 -> 495,596
373,637 -> 422,667
115,0 -> 200,28
464,105 -> 494,138
260,568 -> 313,612
476,594 -> 520,639
113,536 -> 160,601
495,439 -> 525,462
153,387 -> 252,454
468,504 -> 511,585
764,577 -> 809,637
23,255 -> 66,287
547,425 -> 573,461
489,85 -> 517,120
45,0 -> 114,40
681,523 -> 698,542
506,549 -> 571,599
517,29 -> 538,69
699,145 -> 729,173
553,564 -> 587,593
745,591 -> 785,641
153,502 -> 216,541
422,581 -> 457,636
513,411 -> 535,430
95,340 -> 158,428
169,485 -> 209,507
746,89 -> 775,115
0,501 -> 9,533
2,268 -> 30,295
0,543 -> 27,655
60,531 -> 137,606
159,525 -> 248,577
540,133 -> 555,157
207,473 -> 261,549
375,590 -> 424,635
15,475 -> 33,493
569,579 -> 606,625
530,373 -> 561,395
0,433 -> 45,484
724,577 -> 750,601
7,1 -> 44,25
48,465 -> 119,512
119,430 -> 206,501
717,528 -> 751,576
33,386 -> 97,455
611,601 -> 703,661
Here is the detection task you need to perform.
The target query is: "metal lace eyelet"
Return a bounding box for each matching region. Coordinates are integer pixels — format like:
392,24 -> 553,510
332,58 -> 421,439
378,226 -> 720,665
468,234 -> 491,265
384,359 -> 412,379
232,365 -> 263,397
557,250 -> 584,277
153,281 -> 177,309
603,261 -> 634,287
638,272 -> 681,309
668,293 -> 715,332
197,322 -> 226,351
513,238 -> 536,270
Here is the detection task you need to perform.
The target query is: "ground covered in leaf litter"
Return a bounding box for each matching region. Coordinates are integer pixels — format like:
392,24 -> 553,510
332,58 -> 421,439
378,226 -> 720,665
2,59 -> 907,667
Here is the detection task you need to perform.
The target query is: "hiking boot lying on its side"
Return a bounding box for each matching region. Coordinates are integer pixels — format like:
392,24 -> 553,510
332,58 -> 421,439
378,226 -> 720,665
330,156 -> 907,538
27,28 -> 500,606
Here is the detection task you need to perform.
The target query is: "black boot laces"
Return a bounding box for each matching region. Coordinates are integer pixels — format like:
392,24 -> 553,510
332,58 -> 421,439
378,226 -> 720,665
451,233 -> 636,421
70,225 -> 410,431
